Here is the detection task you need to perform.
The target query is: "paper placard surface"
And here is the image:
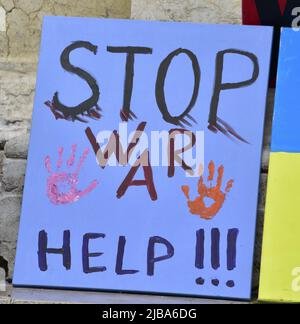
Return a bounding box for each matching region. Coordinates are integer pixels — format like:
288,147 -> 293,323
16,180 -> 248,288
13,17 -> 272,300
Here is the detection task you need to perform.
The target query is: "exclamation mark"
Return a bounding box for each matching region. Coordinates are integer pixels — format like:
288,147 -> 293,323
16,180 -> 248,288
211,228 -> 220,286
195,228 -> 239,288
226,228 -> 239,288
195,229 -> 205,286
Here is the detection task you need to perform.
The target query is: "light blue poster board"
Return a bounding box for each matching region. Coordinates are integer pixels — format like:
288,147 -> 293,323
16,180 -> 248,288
271,28 -> 300,153
13,17 -> 272,300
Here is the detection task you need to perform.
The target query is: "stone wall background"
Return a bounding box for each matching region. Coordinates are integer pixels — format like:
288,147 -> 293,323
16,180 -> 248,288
0,0 -> 270,300
0,0 -> 131,59
132,0 -> 241,24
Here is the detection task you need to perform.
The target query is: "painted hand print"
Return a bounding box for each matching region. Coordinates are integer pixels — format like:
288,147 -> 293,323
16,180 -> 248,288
182,161 -> 234,220
45,145 -> 98,205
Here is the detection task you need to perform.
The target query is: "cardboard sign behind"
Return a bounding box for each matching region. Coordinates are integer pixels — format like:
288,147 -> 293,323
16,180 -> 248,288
260,28 -> 300,303
13,17 -> 272,300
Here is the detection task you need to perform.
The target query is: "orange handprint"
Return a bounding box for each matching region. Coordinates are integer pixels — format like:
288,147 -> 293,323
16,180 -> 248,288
181,161 -> 234,220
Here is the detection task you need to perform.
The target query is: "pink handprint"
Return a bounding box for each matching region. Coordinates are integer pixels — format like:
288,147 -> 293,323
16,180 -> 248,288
45,145 -> 98,205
